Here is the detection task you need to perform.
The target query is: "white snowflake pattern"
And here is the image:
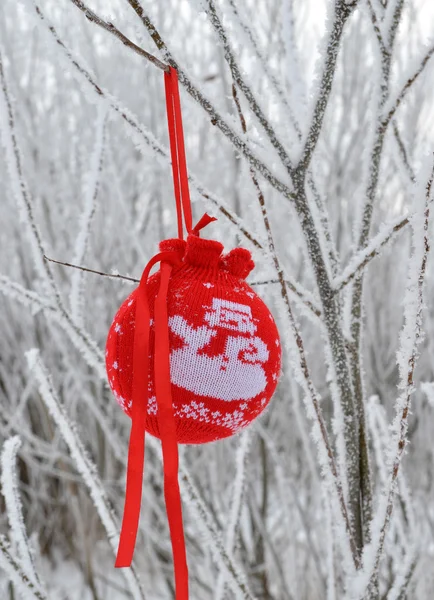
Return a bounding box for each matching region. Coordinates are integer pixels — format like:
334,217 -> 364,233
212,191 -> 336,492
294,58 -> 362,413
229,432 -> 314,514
112,361 -> 118,370
220,410 -> 248,432
114,323 -> 122,334
174,401 -> 249,432
114,391 -> 127,410
147,396 -> 157,415
203,282 -> 214,289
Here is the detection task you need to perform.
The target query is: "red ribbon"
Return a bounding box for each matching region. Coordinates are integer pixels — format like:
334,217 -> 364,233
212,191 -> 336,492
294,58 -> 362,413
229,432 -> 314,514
115,67 -> 211,600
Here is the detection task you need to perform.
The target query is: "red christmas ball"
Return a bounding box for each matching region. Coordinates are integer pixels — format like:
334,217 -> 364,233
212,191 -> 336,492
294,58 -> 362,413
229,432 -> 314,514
106,234 -> 281,444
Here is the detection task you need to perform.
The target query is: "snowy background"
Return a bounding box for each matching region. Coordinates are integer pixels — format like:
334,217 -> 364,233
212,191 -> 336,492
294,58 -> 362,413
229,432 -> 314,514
1,0 -> 434,598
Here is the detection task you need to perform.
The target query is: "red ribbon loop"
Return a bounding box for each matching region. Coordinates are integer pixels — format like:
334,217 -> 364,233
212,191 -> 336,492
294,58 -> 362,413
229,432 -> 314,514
116,68 -> 216,600
165,67 -> 193,239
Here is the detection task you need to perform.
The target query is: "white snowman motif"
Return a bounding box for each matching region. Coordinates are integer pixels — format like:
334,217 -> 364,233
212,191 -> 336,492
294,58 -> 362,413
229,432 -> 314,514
168,298 -> 269,401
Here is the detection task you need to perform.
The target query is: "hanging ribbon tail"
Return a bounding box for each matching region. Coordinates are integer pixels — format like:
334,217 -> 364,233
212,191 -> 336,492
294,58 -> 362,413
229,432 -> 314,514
154,261 -> 189,600
115,252 -> 180,568
115,259 -> 153,567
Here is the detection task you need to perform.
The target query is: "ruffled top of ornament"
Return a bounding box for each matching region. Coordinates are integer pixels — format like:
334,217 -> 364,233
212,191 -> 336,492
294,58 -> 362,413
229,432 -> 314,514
159,234 -> 255,279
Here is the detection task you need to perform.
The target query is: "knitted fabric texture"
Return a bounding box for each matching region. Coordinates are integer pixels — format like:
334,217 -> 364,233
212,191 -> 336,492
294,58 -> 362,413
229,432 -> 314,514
106,234 -> 281,444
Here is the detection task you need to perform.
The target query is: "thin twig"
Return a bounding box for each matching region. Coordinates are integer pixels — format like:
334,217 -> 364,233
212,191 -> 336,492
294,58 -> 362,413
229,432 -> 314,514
71,0 -> 298,200
68,0 -> 169,72
347,0 -> 407,554
232,81 -> 360,569
333,216 -> 409,291
392,120 -> 416,182
44,254 -> 323,318
382,42 -> 434,128
44,255 -> 140,284
296,0 -> 355,173
32,1 -> 264,251
364,160 -> 434,596
203,0 -> 293,171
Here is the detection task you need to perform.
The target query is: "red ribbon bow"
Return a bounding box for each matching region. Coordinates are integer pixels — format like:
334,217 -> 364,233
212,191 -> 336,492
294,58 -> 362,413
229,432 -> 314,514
115,67 -> 215,600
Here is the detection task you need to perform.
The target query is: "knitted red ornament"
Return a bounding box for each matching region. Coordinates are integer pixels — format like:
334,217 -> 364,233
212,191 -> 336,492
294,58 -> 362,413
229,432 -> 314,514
106,68 -> 281,599
106,237 -> 281,442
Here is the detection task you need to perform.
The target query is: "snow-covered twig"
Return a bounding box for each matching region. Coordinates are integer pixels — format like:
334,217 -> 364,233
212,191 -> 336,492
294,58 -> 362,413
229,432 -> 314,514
392,120 -> 416,183
30,0 -> 267,250
25,349 -> 145,600
232,82 -> 359,568
360,159 -> 434,597
68,0 -> 169,72
70,107 -> 107,324
224,0 -> 301,138
1,436 -> 44,593
382,42 -> 434,128
203,0 -> 293,170
0,39 -> 107,379
0,275 -> 54,315
0,46 -> 62,308
333,214 -> 409,291
215,431 -> 252,600
57,0 -> 296,200
296,0 -> 355,172
0,536 -> 47,600
179,467 -> 255,600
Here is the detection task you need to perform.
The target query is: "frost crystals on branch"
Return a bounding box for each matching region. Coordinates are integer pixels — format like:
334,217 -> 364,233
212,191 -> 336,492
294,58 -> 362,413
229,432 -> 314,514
25,349 -> 146,600
0,436 -> 46,599
354,158 -> 434,599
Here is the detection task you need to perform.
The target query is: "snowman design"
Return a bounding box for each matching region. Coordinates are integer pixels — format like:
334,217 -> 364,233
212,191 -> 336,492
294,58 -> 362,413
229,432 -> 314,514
168,298 -> 269,401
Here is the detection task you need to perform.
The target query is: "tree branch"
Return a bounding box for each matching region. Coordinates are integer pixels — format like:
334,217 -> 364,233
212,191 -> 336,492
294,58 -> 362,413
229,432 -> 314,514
232,82 -> 360,569
31,1 -> 265,250
203,0 -> 293,171
382,42 -> 434,128
333,215 -> 409,291
364,160 -> 434,596
68,0 -> 169,72
296,0 -> 355,173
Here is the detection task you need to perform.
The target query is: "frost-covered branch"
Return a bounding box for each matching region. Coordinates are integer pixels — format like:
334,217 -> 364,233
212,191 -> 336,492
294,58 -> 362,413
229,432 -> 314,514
232,82 -> 359,568
224,0 -> 301,138
180,468 -> 255,600
392,120 -> 416,182
361,159 -> 434,597
70,107 -> 107,324
203,0 -> 293,170
333,214 -> 409,290
0,39 -> 106,378
0,536 -> 47,600
215,431 -> 252,600
30,0 -> 266,250
0,45 -> 62,308
1,436 -> 44,594
68,0 -> 169,72
61,0 -> 296,199
346,0 -> 408,551
296,0 -> 355,172
25,349 -> 145,600
382,42 -> 434,128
